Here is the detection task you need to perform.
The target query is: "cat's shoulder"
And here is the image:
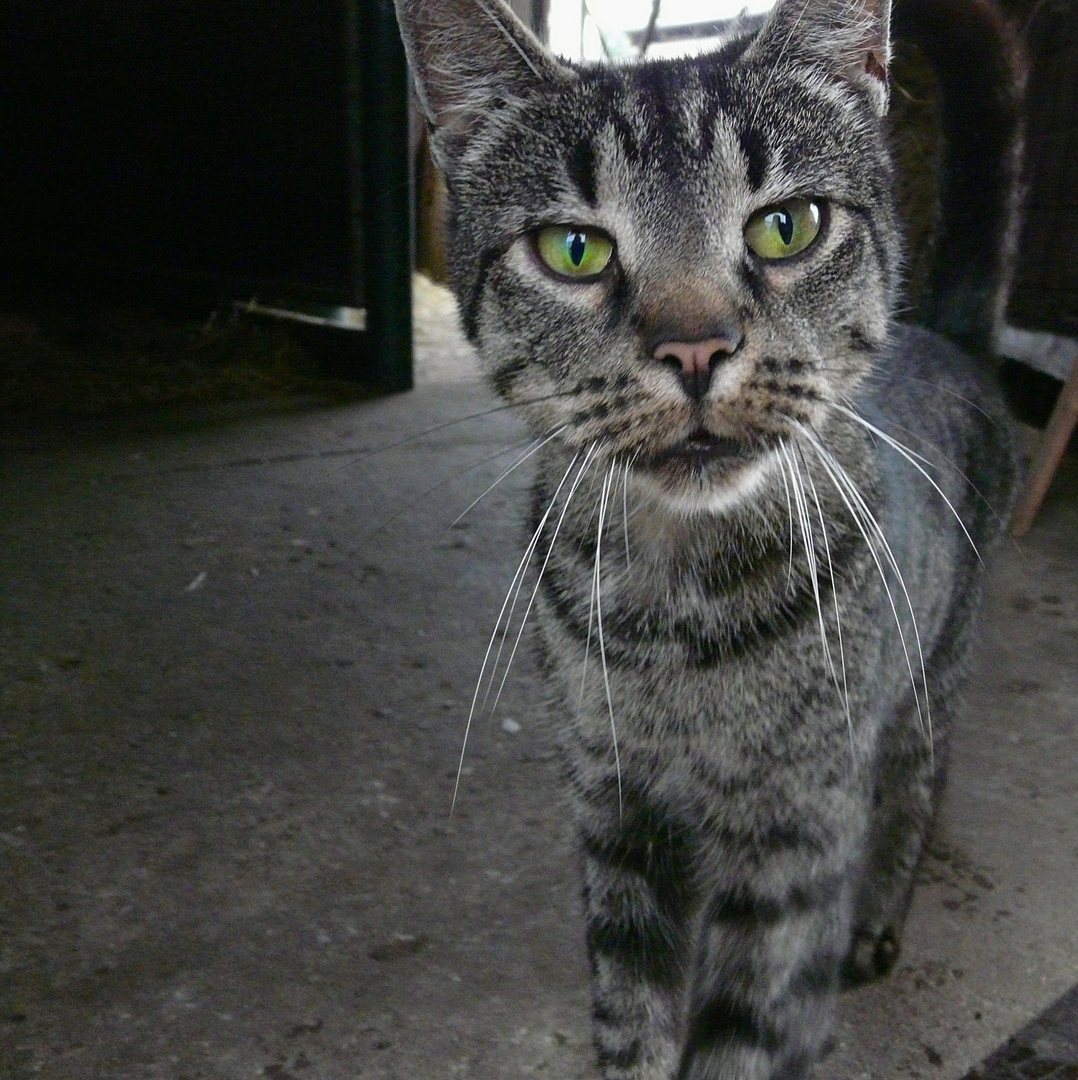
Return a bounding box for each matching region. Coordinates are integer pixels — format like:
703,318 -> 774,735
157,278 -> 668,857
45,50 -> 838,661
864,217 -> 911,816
862,323 -> 1017,526
873,323 -> 1003,414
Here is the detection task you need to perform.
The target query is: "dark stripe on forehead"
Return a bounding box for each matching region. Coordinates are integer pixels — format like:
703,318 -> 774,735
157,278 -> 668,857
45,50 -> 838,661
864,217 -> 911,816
567,138 -> 599,207
692,55 -> 745,164
573,65 -> 639,167
633,62 -> 695,174
738,126 -> 768,191
769,81 -> 868,179
635,62 -> 678,133
609,108 -> 641,166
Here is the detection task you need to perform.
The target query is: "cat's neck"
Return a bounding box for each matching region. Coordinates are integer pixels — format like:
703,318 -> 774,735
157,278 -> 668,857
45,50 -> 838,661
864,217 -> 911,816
532,416 -> 879,586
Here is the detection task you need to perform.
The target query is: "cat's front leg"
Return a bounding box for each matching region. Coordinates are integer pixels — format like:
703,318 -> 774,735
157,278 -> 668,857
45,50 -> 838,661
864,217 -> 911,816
579,801 -> 696,1080
845,689 -> 953,984
676,873 -> 854,1080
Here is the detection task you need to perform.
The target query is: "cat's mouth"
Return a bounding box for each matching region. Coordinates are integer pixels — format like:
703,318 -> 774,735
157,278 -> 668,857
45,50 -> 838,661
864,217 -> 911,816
641,427 -> 760,482
649,428 -> 753,464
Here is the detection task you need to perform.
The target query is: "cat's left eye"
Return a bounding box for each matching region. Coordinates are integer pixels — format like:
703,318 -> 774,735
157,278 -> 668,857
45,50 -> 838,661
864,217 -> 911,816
744,198 -> 823,261
534,226 -> 614,280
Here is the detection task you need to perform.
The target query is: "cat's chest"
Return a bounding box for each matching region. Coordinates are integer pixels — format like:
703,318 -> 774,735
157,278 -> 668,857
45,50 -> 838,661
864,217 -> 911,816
542,518 -> 853,673
594,520 -> 820,653
538,490 -> 884,712
542,552 -> 871,764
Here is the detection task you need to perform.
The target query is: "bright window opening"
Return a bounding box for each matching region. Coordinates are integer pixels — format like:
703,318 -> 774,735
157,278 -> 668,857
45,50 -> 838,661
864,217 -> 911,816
547,0 -> 776,62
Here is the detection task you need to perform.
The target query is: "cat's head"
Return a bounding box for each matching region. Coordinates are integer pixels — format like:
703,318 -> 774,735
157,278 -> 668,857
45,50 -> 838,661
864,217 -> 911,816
396,0 -> 901,513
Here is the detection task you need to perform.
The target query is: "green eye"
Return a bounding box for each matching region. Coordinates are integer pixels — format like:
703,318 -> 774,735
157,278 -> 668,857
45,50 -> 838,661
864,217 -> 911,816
535,226 -> 614,279
744,198 -> 823,260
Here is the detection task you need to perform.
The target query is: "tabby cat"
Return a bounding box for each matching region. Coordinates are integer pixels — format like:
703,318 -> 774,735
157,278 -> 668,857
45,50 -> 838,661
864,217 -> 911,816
393,0 -> 1019,1076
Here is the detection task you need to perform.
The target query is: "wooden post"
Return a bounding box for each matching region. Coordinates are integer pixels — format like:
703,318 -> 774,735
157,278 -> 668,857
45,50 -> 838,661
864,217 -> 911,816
1010,353 -> 1078,536
355,0 -> 414,392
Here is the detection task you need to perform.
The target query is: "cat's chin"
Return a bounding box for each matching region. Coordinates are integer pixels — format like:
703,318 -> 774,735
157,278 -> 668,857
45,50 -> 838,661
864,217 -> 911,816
634,436 -> 777,516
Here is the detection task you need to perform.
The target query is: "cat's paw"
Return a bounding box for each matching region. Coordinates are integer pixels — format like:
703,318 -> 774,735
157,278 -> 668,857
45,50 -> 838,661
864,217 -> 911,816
840,926 -> 901,987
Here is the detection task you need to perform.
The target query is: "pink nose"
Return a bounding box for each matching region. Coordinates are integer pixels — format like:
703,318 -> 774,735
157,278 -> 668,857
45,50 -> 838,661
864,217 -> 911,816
652,334 -> 742,400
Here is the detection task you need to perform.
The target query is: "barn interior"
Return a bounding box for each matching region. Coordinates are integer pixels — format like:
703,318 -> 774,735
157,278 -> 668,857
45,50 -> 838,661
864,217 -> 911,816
1,1 -> 1076,1078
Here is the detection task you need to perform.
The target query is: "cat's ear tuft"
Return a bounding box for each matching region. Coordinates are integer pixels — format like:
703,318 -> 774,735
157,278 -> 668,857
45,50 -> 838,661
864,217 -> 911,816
749,0 -> 892,115
394,0 -> 572,166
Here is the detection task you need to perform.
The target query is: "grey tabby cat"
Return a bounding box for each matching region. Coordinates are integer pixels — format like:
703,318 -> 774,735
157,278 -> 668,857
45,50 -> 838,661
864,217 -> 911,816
394,0 -> 1017,1076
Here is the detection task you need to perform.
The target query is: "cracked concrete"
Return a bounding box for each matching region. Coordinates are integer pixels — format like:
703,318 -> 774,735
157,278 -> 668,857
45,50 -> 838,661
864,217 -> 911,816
1,282 -> 1076,1079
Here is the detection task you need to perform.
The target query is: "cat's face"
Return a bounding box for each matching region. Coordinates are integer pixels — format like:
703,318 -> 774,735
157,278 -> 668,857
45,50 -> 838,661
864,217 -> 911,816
398,0 -> 900,513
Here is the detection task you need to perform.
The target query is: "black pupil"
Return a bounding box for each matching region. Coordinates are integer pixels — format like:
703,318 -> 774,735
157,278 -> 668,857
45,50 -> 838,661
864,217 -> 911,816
568,232 -> 587,266
774,210 -> 794,246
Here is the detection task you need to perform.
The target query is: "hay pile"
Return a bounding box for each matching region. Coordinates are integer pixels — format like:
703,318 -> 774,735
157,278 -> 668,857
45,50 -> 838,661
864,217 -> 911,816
0,304 -> 366,419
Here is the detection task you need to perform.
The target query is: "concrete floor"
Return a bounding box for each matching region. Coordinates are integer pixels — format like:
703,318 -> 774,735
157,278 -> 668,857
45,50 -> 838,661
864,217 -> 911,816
1,283 -> 1076,1080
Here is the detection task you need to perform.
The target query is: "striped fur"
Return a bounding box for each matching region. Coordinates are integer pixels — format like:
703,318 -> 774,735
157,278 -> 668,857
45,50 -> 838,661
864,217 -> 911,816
394,0 -> 1019,1076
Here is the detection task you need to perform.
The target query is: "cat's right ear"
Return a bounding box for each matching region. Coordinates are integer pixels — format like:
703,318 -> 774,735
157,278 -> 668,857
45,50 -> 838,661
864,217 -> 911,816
747,0 -> 892,115
394,0 -> 571,168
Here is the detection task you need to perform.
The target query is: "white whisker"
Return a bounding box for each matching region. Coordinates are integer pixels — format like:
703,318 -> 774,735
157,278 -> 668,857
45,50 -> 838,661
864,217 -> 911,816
452,447 -> 585,816
594,461 -> 623,820
854,374 -> 996,422
781,443 -> 837,688
579,541 -> 597,714
450,426 -> 567,528
795,424 -> 934,759
484,443 -> 599,719
360,434 -> 546,545
796,443 -> 853,748
489,443 -> 600,717
576,449 -> 611,716
774,445 -> 797,595
472,0 -> 546,79
332,392 -> 571,474
837,402 -> 986,562
852,405 -> 1015,544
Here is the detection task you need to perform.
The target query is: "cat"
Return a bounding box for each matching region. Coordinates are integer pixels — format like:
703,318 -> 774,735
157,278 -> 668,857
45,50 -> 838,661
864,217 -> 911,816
393,0 -> 1019,1077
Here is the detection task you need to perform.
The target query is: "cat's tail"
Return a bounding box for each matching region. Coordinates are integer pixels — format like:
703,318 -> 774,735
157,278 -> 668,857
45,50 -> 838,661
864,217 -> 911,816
892,0 -> 1027,354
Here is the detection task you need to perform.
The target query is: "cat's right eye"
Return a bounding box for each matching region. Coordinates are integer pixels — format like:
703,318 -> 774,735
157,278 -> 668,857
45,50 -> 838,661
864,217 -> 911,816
744,198 -> 823,261
534,226 -> 614,280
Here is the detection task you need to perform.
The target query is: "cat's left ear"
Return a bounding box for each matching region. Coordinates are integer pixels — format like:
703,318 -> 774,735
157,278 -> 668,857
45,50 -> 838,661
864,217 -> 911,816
394,0 -> 572,168
748,0 -> 892,115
